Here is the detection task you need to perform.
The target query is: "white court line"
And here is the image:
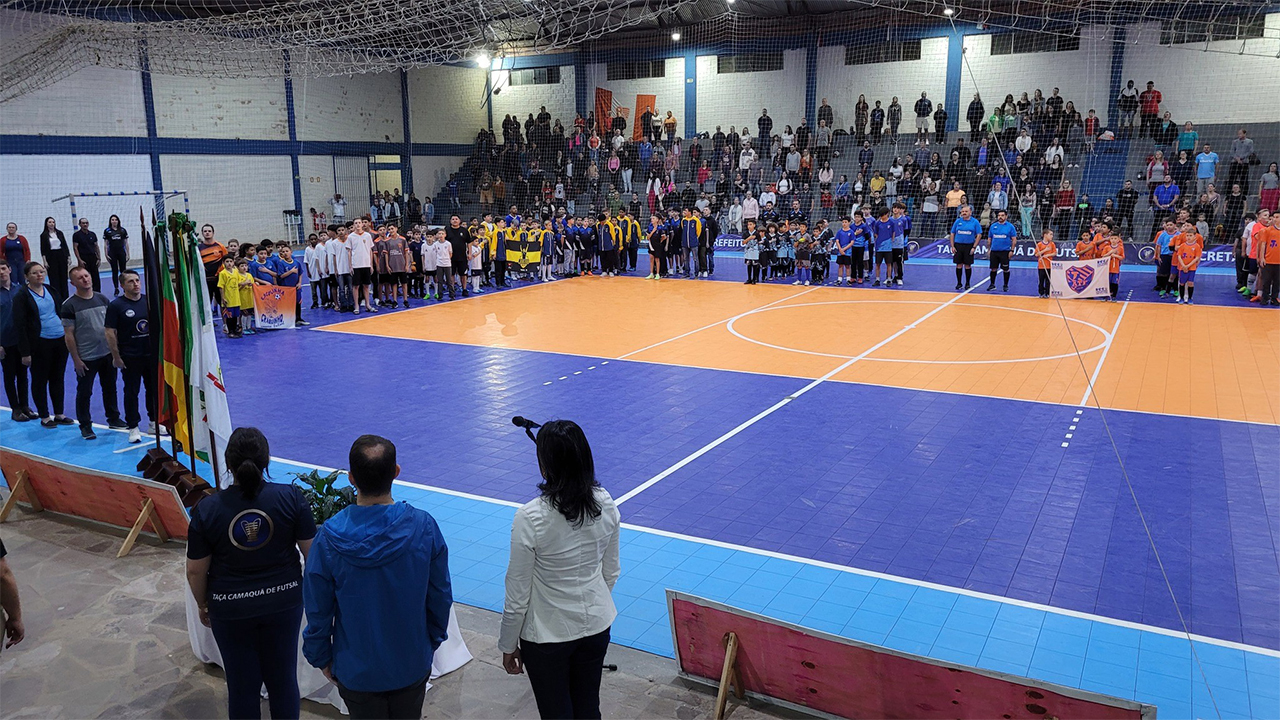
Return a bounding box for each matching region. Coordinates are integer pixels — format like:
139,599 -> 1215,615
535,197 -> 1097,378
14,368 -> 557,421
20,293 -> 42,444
616,286 -> 820,360
614,278 -> 993,506
7,412 -> 1274,659
113,443 -> 150,454
1078,293 -> 1132,406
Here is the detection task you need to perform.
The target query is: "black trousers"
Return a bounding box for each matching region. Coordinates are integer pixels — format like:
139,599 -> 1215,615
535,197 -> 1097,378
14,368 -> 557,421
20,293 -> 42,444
851,247 -> 865,278
46,254 -> 70,302
76,354 -> 120,430
1038,268 -> 1051,296
337,675 -> 429,720
1260,264 -> 1280,304
495,259 -> 507,286
521,628 -> 611,720
108,250 -> 128,292
626,245 -> 638,270
121,353 -> 157,429
2,345 -> 30,412
83,258 -> 102,292
30,336 -> 68,418
209,605 -> 302,720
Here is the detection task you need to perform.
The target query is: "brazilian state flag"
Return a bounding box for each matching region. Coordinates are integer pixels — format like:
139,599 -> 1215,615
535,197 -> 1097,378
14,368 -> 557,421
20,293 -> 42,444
507,229 -> 542,270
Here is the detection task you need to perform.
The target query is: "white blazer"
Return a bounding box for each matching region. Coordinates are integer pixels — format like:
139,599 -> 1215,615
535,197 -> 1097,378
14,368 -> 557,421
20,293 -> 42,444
499,487 -> 621,653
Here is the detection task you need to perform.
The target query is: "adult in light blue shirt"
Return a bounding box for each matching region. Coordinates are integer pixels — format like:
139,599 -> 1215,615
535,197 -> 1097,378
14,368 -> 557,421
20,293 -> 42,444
986,209 -> 1018,292
1194,144 -> 1219,195
949,204 -> 983,289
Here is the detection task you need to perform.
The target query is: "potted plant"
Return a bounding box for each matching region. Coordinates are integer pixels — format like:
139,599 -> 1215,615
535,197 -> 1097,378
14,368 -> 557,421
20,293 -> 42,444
291,469 -> 355,524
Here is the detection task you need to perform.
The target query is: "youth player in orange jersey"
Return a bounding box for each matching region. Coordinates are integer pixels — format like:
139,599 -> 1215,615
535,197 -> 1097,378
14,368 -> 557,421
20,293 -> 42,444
1104,221 -> 1125,302
1074,229 -> 1095,260
1257,213 -> 1280,306
1175,221 -> 1203,304
1036,230 -> 1056,298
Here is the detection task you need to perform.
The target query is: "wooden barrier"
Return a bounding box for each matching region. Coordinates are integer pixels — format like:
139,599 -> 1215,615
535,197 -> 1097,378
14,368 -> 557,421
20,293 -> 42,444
667,591 -> 1156,720
1,448 -> 188,557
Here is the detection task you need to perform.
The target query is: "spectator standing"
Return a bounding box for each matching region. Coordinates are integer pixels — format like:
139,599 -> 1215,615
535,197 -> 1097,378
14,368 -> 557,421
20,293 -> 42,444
13,262 -> 72,428
500,420 -> 621,720
187,427 -> 316,720
303,435 -> 453,720
1117,80 -> 1139,136
104,269 -> 157,444
0,262 -> 33,421
932,104 -> 948,145
71,219 -> 102,293
818,98 -> 834,131
913,93 -> 932,142
1228,128 -> 1255,191
887,97 -> 902,146
3,224 -> 31,283
1259,162 -> 1279,214
61,266 -> 122,440
330,194 -> 347,225
1138,81 -> 1161,138
1195,144 -> 1220,196
966,94 -> 985,143
39,217 -> 70,303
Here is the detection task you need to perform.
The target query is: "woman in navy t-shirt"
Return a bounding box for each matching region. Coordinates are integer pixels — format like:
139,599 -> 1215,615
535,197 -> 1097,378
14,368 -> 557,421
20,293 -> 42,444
187,427 -> 317,719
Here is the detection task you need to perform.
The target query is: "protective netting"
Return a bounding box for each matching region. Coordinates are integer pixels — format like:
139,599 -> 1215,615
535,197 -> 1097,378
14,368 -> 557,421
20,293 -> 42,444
0,0 -> 699,101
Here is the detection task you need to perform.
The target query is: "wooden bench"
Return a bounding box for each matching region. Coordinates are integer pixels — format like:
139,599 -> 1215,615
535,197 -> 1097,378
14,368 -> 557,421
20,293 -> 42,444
667,590 -> 1155,720
1,448 -> 188,557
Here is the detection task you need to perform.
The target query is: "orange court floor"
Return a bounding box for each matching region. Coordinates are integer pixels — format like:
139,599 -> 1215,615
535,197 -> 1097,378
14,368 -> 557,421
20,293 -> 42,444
319,276 -> 1280,425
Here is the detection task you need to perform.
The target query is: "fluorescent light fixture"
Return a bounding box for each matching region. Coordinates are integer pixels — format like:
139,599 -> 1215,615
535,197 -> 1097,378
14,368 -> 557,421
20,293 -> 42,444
943,7 -> 954,15
475,52 -> 490,67
671,30 -> 681,41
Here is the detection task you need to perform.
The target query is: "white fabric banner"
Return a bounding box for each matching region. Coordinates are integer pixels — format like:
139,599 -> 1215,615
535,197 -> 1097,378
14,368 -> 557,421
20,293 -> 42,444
1050,258 -> 1110,299
186,588 -> 473,714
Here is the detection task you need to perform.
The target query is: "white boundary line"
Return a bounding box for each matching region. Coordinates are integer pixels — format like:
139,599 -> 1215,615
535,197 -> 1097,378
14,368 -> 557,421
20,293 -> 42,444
615,278 -> 993,505
1078,294 -> 1132,406
617,286 -> 820,360
7,413 -> 1275,659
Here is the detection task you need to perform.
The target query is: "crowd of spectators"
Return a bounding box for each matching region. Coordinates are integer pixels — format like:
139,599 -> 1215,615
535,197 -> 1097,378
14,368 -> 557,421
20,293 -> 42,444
446,83 -> 1275,248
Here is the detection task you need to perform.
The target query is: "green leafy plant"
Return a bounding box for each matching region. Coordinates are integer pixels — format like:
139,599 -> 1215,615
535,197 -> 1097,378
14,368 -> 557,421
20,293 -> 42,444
291,469 -> 356,524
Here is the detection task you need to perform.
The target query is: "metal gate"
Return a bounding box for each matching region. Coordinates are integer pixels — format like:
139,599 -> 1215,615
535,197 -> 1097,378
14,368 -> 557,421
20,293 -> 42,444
333,156 -> 371,214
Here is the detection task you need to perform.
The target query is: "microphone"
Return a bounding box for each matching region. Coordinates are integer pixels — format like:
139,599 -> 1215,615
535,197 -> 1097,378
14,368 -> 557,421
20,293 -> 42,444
511,416 -> 541,430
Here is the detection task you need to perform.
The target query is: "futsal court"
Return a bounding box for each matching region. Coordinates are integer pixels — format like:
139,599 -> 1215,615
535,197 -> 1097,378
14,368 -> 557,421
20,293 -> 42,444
151,260 -> 1279,719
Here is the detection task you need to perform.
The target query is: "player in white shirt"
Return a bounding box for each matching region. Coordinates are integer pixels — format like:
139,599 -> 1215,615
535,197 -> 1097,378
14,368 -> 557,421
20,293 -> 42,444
347,218 -> 377,314
421,234 -> 439,300
303,233 -> 326,309
329,225 -> 354,312
432,229 -> 455,300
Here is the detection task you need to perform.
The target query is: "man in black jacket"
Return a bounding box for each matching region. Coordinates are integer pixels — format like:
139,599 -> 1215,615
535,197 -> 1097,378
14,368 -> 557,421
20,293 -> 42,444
699,207 -> 719,276
757,110 -> 773,143
1115,180 -> 1140,238
444,216 -> 471,297
966,94 -> 985,143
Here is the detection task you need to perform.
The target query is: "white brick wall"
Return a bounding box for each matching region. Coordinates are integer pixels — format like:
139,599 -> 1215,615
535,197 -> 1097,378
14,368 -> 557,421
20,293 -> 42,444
960,26 -> 1113,125
814,37 -> 949,133
152,75 -> 289,140
491,65 -> 577,129
696,49 -> 806,136
296,72 -> 403,143
582,58 -> 685,136
407,65 -> 488,145
159,155 -> 294,242
1122,16 -> 1280,125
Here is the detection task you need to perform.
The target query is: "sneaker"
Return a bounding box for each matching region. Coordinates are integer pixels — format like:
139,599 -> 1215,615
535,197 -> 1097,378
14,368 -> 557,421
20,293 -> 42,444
793,280 -> 801,285
873,280 -> 881,287
804,280 -> 810,286
1175,297 -> 1182,303
1237,286 -> 1249,294
896,280 -> 903,286
40,417 -> 56,428
1159,291 -> 1166,298
1003,286 -> 1009,292
298,319 -> 311,326
128,427 -> 142,444
11,410 -> 30,422
55,415 -> 75,426
987,284 -> 996,291
108,419 -> 128,430
1186,299 -> 1194,305
1251,294 -> 1262,303
81,427 -> 97,440
955,283 -> 963,290
964,283 -> 971,290
353,309 -> 360,315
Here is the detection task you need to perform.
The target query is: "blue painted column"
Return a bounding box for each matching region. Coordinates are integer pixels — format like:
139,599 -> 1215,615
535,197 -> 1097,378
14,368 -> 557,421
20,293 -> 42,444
282,51 -> 304,244
138,39 -> 163,200
683,51 -> 697,138
943,29 -> 964,133
1106,27 -> 1127,126
574,55 -> 589,118
401,70 -> 414,196
804,33 -> 819,130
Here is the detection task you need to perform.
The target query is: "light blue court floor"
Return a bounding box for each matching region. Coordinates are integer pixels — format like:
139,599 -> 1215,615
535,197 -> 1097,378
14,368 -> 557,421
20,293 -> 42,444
3,418 -> 1276,720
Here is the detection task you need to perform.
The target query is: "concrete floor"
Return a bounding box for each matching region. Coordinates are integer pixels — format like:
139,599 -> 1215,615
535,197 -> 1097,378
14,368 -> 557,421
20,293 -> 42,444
0,509 -> 801,720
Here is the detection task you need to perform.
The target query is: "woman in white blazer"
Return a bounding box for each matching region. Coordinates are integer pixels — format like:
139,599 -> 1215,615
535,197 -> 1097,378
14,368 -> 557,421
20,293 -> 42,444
500,420 -> 621,720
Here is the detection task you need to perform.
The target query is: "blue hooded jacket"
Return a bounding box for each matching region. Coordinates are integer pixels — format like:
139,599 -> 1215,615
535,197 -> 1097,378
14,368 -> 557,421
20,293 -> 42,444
302,502 -> 452,693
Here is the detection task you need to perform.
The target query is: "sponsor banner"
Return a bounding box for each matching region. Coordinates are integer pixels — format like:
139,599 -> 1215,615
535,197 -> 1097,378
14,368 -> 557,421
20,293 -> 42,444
908,238 -> 1236,267
252,285 -> 296,329
1051,258 -> 1110,299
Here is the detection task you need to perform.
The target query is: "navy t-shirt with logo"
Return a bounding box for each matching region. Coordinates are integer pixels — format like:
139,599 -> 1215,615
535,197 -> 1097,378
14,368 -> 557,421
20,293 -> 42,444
104,295 -> 150,357
187,482 -> 317,620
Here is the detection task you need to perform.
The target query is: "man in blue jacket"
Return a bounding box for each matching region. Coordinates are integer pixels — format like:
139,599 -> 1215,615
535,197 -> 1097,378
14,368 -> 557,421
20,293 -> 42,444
303,435 -> 452,720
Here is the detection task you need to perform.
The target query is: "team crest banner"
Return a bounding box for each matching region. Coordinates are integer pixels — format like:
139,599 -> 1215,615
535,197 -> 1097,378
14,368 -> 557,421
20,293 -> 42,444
253,285 -> 297,329
1050,258 -> 1110,299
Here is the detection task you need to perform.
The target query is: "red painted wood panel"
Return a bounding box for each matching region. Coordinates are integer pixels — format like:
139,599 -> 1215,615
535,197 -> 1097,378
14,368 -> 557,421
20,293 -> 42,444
671,594 -> 1150,720
1,450 -> 188,541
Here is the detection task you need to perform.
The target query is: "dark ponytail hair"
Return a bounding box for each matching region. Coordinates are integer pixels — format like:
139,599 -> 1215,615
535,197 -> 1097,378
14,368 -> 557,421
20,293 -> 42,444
535,420 -> 601,528
225,427 -> 270,500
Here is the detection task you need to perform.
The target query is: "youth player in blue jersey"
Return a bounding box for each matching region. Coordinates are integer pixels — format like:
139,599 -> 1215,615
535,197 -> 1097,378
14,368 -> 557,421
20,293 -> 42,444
870,207 -> 895,286
833,217 -> 855,285
948,204 -> 983,290
888,202 -> 912,286
986,209 -> 1018,292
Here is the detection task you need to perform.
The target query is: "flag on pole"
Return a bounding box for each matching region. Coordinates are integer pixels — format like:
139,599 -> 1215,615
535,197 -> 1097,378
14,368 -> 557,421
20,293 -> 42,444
173,221 -> 233,487
1050,257 -> 1110,299
155,216 -> 192,451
